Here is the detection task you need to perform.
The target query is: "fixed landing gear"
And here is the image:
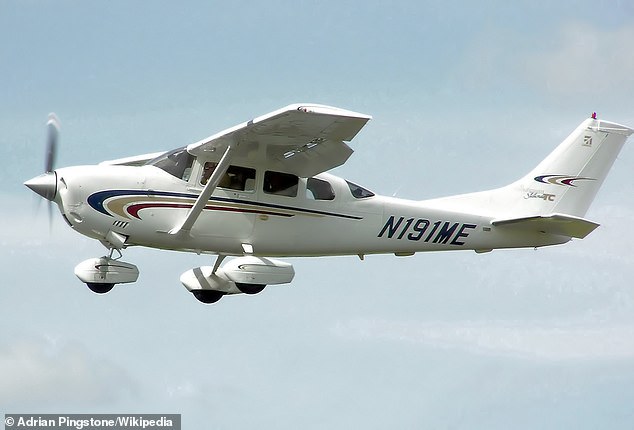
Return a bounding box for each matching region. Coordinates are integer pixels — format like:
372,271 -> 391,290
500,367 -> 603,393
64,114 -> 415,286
180,255 -> 294,304
74,248 -> 139,294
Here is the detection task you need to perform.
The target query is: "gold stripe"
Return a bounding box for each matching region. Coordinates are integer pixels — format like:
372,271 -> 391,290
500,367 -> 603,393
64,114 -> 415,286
105,195 -> 318,219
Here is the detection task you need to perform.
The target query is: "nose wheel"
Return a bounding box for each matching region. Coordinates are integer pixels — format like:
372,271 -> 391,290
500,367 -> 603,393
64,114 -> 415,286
75,248 -> 139,294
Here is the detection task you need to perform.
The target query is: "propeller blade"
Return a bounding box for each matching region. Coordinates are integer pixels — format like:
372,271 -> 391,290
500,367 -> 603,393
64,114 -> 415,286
48,200 -> 53,232
45,113 -> 60,173
45,113 -> 60,230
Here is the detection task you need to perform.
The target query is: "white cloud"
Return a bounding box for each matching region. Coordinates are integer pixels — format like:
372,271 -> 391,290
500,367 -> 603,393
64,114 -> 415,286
0,336 -> 136,408
333,318 -> 634,361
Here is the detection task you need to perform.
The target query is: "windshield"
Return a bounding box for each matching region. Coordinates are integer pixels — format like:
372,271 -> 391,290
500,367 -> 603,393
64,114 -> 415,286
146,147 -> 194,181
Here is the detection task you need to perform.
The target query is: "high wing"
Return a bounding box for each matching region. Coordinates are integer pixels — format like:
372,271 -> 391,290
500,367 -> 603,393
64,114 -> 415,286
187,103 -> 371,177
170,103 -> 371,235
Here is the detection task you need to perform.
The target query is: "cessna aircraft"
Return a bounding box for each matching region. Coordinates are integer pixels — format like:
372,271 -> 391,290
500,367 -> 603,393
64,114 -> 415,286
25,104 -> 632,304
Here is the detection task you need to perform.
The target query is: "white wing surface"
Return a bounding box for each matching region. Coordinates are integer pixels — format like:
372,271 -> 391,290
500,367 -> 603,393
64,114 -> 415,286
187,104 -> 371,177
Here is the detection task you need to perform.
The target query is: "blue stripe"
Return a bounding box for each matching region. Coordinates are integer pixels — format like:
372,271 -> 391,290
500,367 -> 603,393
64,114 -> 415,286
87,190 -> 363,220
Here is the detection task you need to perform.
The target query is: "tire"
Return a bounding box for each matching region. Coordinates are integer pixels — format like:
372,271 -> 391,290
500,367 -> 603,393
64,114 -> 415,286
86,282 -> 115,294
235,283 -> 266,295
192,290 -> 224,304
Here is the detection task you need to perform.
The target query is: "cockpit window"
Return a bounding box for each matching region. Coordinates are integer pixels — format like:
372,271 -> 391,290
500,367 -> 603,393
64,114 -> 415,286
346,180 -> 375,199
146,147 -> 194,181
264,171 -> 298,197
306,178 -> 335,200
200,162 -> 256,191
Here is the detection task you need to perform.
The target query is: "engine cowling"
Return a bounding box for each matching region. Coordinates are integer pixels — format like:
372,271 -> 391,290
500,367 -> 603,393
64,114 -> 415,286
180,256 -> 295,295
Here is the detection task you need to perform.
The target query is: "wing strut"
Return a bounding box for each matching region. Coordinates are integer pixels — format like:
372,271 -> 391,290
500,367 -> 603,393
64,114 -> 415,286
170,144 -> 235,235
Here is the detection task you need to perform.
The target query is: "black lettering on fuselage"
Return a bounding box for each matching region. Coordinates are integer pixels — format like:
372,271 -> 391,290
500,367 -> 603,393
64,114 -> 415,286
433,222 -> 459,244
397,218 -> 415,240
378,216 -> 477,246
450,223 -> 477,245
407,219 -> 430,241
424,221 -> 441,242
377,215 -> 404,238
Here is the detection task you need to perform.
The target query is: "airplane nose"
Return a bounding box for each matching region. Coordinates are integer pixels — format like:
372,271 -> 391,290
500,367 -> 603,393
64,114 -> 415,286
24,172 -> 57,201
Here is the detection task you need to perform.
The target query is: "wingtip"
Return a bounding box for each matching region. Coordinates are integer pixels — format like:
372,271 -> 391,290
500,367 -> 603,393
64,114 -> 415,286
291,103 -> 372,120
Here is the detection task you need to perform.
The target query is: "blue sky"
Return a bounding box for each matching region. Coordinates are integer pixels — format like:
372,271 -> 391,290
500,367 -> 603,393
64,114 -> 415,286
1,1 -> 634,428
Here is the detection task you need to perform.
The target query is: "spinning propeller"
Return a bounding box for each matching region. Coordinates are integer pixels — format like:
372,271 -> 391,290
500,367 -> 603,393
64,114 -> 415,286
45,113 -> 59,175
24,113 -> 60,223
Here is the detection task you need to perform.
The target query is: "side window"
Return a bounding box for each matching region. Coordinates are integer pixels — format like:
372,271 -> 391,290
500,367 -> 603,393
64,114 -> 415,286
200,162 -> 256,191
306,178 -> 335,201
346,180 -> 375,199
264,171 -> 298,197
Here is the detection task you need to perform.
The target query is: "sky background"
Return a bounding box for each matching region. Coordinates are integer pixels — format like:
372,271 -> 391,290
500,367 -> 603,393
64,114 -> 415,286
2,0 -> 634,428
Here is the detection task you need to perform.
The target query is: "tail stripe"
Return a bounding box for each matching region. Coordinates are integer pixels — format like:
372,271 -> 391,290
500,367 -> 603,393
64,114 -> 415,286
534,175 -> 596,187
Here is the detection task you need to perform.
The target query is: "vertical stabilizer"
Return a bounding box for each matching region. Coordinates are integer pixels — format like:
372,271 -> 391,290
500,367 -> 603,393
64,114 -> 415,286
512,116 -> 632,217
423,115 -> 632,222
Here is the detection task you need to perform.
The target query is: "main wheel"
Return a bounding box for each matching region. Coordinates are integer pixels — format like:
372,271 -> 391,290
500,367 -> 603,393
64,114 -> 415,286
86,282 -> 115,294
192,290 -> 224,304
235,283 -> 266,295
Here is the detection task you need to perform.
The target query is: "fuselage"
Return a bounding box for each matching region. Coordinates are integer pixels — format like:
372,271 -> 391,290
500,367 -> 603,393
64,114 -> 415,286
52,159 -> 568,258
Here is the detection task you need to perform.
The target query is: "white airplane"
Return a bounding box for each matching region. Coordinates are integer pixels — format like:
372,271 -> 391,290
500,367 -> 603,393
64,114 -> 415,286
25,104 -> 632,304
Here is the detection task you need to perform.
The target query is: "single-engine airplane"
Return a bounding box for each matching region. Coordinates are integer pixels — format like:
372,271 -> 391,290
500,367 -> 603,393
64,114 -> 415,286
25,104 -> 632,304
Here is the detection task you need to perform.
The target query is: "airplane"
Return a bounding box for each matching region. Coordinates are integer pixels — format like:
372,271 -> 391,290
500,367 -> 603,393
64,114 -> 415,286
25,104 -> 632,304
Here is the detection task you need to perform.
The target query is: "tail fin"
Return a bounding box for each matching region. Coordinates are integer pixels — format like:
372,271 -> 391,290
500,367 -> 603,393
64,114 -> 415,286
511,116 -> 632,217
426,115 -> 632,221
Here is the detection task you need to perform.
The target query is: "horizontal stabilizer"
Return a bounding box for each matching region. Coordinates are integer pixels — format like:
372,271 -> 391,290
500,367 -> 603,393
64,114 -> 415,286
491,213 -> 600,239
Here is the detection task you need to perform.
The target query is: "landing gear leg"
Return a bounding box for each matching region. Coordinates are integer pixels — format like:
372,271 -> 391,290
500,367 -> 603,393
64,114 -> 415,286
107,247 -> 122,260
212,254 -> 226,274
191,255 -> 227,304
